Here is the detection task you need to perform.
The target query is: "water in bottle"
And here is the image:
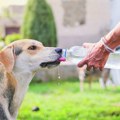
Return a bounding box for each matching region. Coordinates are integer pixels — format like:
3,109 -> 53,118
59,46 -> 120,69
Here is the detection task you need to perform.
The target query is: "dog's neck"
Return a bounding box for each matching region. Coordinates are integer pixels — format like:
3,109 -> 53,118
10,69 -> 35,119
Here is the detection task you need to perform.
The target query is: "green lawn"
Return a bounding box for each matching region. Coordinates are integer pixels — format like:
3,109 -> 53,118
17,78 -> 120,120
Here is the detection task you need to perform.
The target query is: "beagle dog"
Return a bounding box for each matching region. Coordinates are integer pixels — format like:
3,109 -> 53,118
0,39 -> 62,120
78,67 -> 111,91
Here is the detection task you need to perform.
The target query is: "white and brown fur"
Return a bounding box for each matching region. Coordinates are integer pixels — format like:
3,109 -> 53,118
0,39 -> 61,120
77,67 -> 111,91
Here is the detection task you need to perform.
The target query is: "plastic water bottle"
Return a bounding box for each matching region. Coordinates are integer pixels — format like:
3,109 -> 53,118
59,46 -> 120,69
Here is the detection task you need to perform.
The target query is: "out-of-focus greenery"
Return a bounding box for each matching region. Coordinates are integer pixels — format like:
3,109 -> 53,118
0,36 -> 3,41
5,34 -> 22,45
21,0 -> 57,47
0,36 -> 5,49
18,78 -> 120,120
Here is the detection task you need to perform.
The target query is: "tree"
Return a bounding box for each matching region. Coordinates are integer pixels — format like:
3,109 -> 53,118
21,0 -> 57,47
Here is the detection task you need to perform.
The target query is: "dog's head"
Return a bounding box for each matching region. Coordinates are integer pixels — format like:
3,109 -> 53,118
0,39 -> 62,73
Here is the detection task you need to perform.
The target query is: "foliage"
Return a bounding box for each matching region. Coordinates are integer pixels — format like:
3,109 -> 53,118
0,36 -> 3,41
21,0 -> 57,47
2,7 -> 11,18
0,36 -> 5,49
18,79 -> 120,120
5,34 -> 22,45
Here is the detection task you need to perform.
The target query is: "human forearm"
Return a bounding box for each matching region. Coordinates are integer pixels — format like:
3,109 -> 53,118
104,22 -> 120,49
78,22 -> 120,70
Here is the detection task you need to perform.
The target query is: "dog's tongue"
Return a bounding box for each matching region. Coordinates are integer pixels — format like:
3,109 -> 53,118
58,57 -> 66,62
58,49 -> 67,62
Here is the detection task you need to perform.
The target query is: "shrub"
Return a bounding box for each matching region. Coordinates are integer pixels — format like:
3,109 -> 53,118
21,0 -> 57,47
0,36 -> 5,49
0,36 -> 3,41
5,34 -> 22,45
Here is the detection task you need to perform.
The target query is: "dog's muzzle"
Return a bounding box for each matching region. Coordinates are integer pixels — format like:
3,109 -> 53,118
40,48 -> 63,68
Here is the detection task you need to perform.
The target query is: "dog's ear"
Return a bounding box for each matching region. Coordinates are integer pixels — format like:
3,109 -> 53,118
0,45 -> 15,72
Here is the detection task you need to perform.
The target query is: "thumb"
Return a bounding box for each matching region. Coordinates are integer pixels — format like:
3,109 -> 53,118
83,43 -> 95,49
77,58 -> 87,68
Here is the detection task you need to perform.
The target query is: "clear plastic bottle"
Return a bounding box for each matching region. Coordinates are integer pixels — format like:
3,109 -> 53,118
60,46 -> 120,69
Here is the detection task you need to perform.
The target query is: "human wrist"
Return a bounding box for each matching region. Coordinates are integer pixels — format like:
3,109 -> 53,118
104,34 -> 116,49
104,29 -> 120,49
101,37 -> 115,53
95,39 -> 110,54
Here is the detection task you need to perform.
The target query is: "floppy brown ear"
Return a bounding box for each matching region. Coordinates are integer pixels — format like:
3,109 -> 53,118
0,45 -> 15,72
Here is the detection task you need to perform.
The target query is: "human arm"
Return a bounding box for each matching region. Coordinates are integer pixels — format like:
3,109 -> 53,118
78,22 -> 120,70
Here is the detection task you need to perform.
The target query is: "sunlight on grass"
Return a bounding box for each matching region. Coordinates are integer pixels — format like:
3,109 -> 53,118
17,79 -> 120,120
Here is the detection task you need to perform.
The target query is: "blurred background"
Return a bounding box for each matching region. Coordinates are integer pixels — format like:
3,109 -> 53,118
0,0 -> 120,120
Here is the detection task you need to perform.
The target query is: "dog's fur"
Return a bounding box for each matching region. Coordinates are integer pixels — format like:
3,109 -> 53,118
0,39 -> 61,120
77,67 -> 111,91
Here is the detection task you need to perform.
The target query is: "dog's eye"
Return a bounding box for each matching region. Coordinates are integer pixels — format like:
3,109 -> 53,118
28,45 -> 37,50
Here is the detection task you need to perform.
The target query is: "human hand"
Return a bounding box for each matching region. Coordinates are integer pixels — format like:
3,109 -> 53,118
77,41 -> 110,71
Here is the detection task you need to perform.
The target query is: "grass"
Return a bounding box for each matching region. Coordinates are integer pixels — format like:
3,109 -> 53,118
17,78 -> 120,120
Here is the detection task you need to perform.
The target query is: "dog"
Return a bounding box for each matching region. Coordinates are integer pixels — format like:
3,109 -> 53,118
0,39 -> 62,120
77,67 -> 111,91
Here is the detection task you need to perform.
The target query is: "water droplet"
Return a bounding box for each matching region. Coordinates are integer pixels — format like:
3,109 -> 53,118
58,76 -> 61,79
57,66 -> 61,79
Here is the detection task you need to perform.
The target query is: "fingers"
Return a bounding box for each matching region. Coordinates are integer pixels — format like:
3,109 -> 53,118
83,43 -> 95,48
78,59 -> 95,71
78,60 -> 104,71
87,65 -> 103,71
99,65 -> 104,71
77,59 -> 87,68
83,43 -> 91,48
86,66 -> 91,71
86,65 -> 94,71
99,67 -> 103,71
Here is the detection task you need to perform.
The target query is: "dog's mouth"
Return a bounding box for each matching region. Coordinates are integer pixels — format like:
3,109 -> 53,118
40,60 -> 60,68
40,48 -> 66,68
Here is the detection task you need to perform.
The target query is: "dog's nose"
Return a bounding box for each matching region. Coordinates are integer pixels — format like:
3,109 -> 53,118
55,48 -> 62,54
